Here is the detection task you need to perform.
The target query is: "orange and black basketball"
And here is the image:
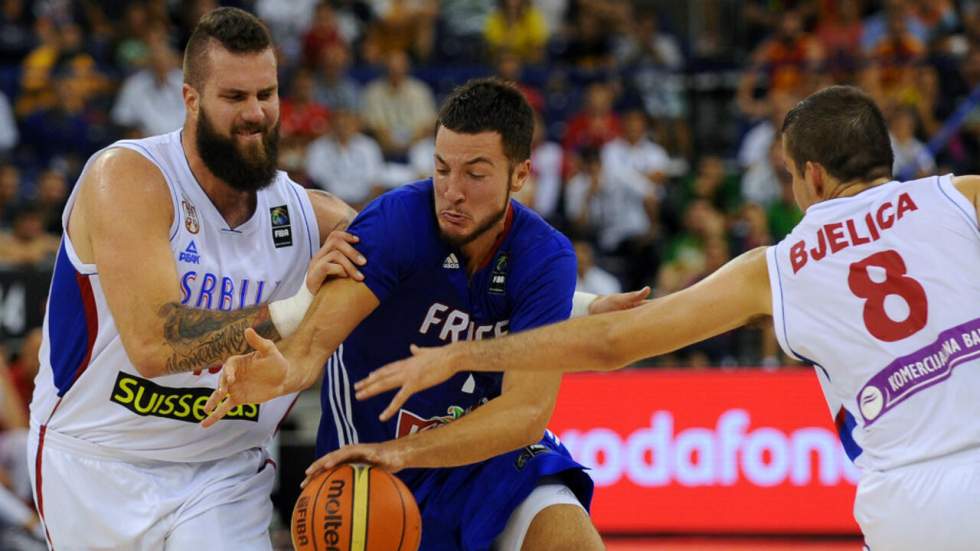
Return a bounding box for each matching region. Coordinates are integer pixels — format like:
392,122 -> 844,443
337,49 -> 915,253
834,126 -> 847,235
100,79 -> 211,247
291,463 -> 421,551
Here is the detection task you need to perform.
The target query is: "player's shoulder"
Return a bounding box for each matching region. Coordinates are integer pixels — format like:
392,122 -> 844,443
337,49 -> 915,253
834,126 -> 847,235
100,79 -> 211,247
82,146 -> 167,200
507,201 -> 574,264
367,178 -> 433,214
349,179 -> 437,244
953,174 -> 980,204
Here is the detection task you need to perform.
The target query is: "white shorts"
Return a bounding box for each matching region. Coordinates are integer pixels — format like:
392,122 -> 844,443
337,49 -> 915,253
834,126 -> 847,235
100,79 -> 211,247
28,425 -> 275,551
855,450 -> 980,551
493,482 -> 585,551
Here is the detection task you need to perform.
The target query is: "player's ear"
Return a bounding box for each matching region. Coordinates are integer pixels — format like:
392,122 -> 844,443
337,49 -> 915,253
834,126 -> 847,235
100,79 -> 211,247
183,83 -> 199,117
805,160 -> 824,198
510,159 -> 531,193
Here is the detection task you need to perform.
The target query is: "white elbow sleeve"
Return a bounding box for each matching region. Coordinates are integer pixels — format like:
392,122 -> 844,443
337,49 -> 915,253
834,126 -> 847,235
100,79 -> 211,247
269,284 -> 315,337
571,291 -> 597,318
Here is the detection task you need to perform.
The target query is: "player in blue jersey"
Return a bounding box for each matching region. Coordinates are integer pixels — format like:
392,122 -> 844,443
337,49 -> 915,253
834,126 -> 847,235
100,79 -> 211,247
201,79 -> 641,550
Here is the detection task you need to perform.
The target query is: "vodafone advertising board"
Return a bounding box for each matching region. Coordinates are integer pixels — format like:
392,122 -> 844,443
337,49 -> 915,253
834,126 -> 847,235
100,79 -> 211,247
549,370 -> 861,535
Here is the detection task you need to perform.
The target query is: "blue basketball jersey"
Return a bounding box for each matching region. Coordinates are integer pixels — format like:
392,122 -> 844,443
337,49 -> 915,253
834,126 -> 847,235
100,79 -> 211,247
316,180 -> 593,550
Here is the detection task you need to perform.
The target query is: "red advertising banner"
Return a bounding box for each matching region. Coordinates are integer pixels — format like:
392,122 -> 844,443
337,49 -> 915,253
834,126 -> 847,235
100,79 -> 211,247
549,369 -> 861,535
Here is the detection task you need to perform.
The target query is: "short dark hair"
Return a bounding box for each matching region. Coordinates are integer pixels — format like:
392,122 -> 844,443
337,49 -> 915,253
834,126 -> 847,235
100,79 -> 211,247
437,78 -> 534,165
781,85 -> 893,183
183,7 -> 273,90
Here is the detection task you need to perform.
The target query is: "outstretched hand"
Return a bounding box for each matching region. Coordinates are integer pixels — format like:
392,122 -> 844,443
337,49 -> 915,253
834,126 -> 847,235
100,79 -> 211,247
589,286 -> 651,315
354,344 -> 457,421
200,328 -> 290,428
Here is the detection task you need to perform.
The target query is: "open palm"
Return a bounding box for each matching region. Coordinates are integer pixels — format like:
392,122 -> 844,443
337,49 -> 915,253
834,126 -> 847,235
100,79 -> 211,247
201,328 -> 290,428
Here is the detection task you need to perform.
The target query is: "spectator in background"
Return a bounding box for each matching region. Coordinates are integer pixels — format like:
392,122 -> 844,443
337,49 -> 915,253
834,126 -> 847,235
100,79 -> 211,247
738,91 -> 798,172
361,49 -> 436,159
862,0 -> 928,53
280,69 -> 330,144
314,43 -> 361,112
890,105 -> 935,179
615,9 -> 683,69
15,17 -> 61,118
0,91 -> 16,157
620,10 -> 690,158
306,108 -> 385,209
742,137 -> 786,207
564,146 -> 604,239
362,0 -> 438,63
34,168 -> 68,237
561,5 -> 615,70
765,162 -> 803,241
0,165 -> 17,229
0,0 -> 34,66
256,0 -> 319,61
860,7 -> 940,136
815,0 -> 864,83
436,0 -> 494,62
7,329 -> 39,418
114,2 -> 156,73
528,111 -> 563,220
656,199 -> 726,295
34,168 -> 67,235
495,51 -> 544,112
21,71 -> 111,168
732,202 -> 773,254
484,0 -> 548,64
302,1 -> 345,68
0,345 -> 43,549
0,204 -> 59,267
574,240 -> 621,296
562,81 -> 621,154
601,109 -> 669,190
111,34 -> 184,138
567,136 -> 662,291
669,154 -> 741,220
737,10 -> 825,120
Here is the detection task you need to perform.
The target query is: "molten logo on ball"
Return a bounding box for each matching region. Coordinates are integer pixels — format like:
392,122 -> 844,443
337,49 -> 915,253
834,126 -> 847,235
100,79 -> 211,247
323,479 -> 346,548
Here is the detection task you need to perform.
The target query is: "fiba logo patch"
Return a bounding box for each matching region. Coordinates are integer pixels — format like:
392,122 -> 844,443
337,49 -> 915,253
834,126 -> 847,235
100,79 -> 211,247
859,385 -> 884,421
270,205 -> 293,248
489,253 -> 508,294
182,199 -> 200,234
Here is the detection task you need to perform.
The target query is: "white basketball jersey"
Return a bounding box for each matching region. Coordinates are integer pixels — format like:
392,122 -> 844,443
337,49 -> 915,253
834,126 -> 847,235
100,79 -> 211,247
30,130 -> 320,462
767,175 -> 980,472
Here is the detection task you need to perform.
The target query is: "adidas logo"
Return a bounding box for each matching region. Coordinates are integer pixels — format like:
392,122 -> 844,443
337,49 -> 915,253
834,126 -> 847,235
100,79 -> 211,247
442,253 -> 460,269
178,240 -> 201,264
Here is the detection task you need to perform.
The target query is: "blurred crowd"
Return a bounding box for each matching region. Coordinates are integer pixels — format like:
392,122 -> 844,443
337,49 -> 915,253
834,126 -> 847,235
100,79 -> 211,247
3,0 -> 980,375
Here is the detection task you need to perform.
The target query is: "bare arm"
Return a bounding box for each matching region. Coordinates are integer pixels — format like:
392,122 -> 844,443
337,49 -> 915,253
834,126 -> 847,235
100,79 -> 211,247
279,277 -> 380,392
953,175 -> 980,219
355,248 -> 773,415
332,367 -> 562,472
462,247 -> 771,371
72,149 -> 280,378
307,188 -> 358,243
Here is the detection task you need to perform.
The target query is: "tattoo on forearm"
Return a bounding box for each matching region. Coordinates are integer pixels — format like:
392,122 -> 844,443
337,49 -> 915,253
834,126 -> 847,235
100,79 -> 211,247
157,303 -> 280,374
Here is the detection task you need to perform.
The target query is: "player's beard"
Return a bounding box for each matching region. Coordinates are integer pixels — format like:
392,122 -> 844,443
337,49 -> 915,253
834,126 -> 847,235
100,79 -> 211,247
440,175 -> 512,249
196,107 -> 280,193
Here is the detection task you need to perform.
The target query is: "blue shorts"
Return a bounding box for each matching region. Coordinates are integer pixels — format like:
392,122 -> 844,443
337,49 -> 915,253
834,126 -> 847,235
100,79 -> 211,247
397,431 -> 593,551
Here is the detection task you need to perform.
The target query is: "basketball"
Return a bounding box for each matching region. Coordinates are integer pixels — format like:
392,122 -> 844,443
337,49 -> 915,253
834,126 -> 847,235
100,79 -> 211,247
291,463 -> 421,551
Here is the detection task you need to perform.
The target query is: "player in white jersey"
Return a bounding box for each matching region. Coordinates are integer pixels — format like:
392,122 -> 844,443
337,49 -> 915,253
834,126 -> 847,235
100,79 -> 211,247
356,85 -> 980,550
27,8 -> 364,550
